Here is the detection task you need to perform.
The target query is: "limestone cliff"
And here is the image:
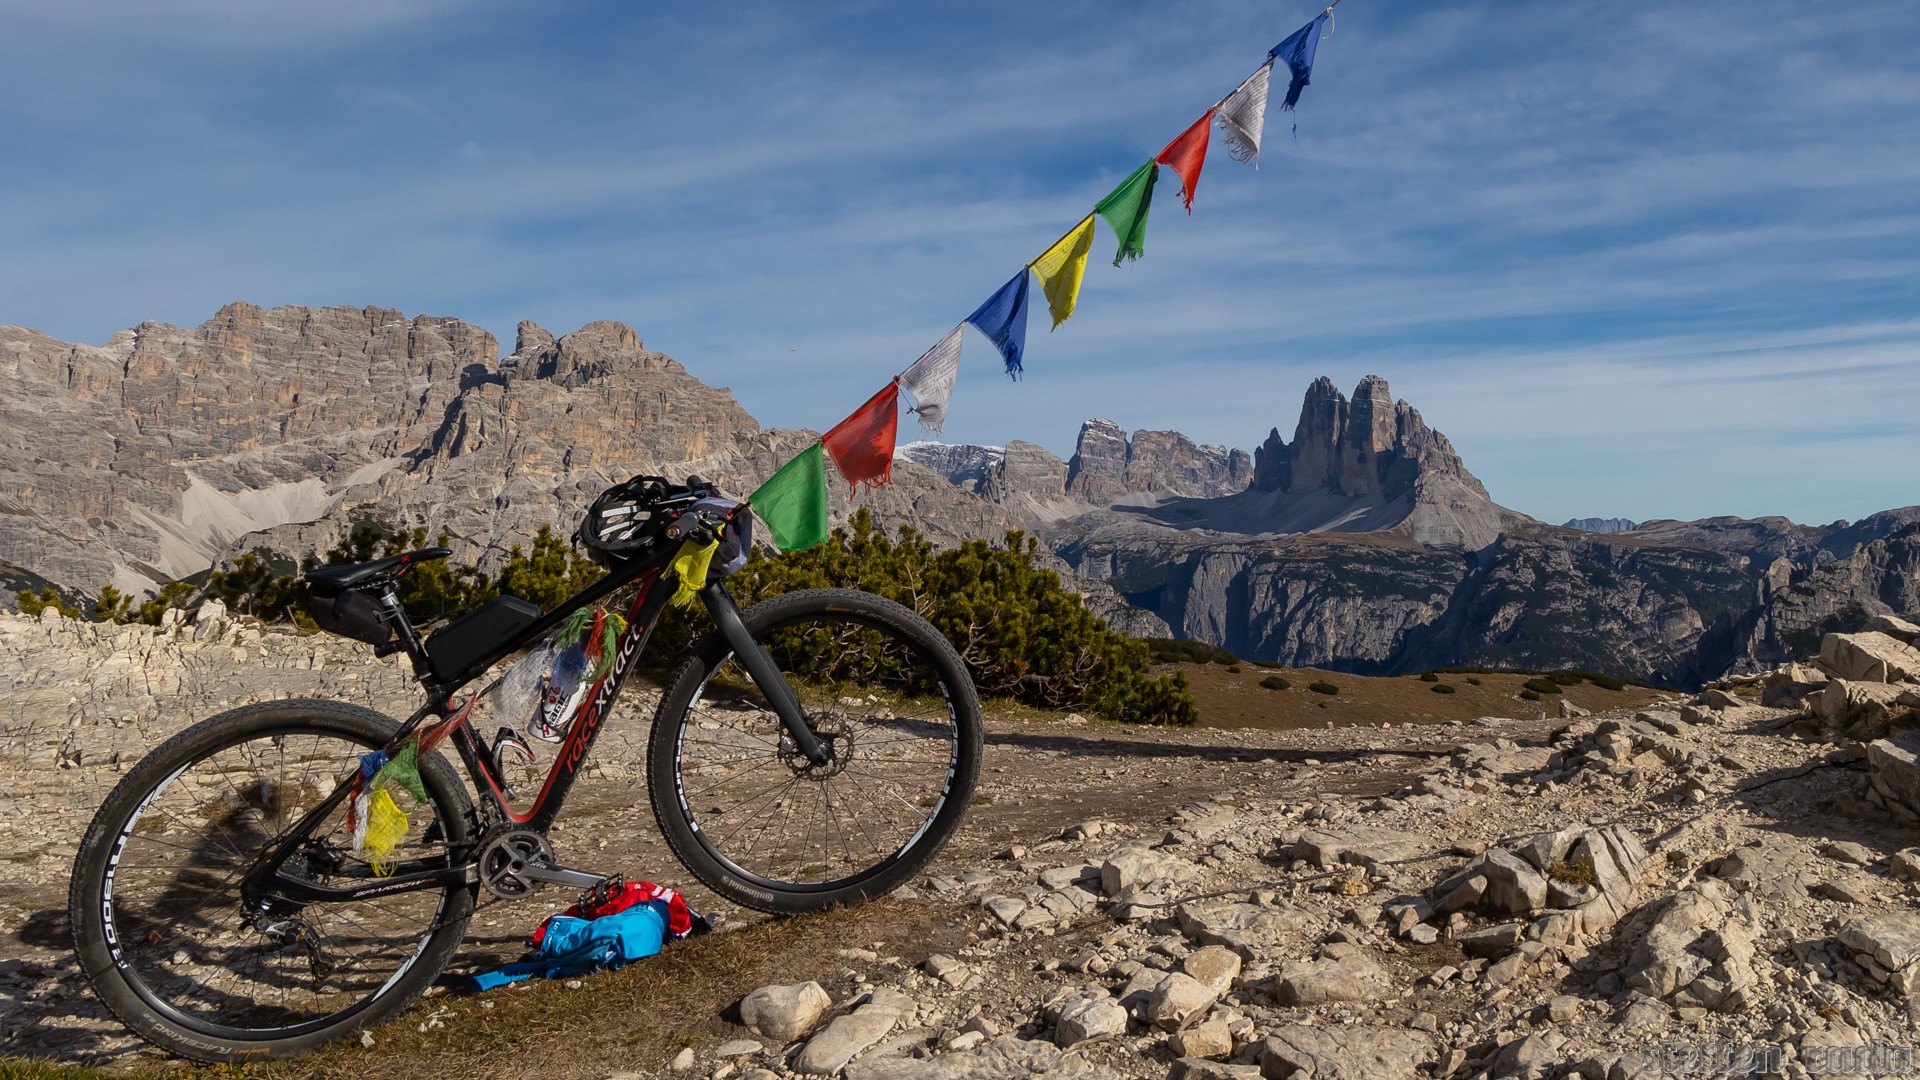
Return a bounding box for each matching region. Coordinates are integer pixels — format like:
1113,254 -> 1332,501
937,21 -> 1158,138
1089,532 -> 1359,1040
4,306 -> 1912,688
0,304 -> 1014,593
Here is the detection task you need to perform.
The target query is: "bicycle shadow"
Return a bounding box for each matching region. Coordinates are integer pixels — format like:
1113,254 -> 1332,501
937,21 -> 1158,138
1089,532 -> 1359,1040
0,908 -> 149,1066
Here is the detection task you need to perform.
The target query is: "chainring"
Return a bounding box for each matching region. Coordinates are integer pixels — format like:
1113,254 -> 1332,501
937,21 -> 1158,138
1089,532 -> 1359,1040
476,828 -> 555,900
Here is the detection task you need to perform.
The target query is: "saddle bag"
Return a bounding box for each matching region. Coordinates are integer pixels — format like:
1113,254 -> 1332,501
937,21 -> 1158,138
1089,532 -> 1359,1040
424,596 -> 543,683
304,584 -> 393,646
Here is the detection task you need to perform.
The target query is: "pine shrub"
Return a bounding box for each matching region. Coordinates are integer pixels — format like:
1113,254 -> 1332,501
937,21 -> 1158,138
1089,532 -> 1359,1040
1430,683 -> 1456,694
1522,678 -> 1564,695
1259,675 -> 1291,691
1418,672 -> 1439,682
14,587 -> 78,619
1519,689 -> 1542,701
1143,638 -> 1239,665
1308,680 -> 1339,696
727,510 -> 1198,725
1548,672 -> 1583,686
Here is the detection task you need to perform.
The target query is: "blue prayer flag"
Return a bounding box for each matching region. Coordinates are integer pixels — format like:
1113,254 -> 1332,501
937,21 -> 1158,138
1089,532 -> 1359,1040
966,270 -> 1031,379
1269,13 -> 1328,111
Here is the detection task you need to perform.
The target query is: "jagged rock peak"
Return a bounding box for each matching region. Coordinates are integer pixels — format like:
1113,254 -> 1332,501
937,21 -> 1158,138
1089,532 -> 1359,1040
1252,375 -> 1485,502
1064,420 -> 1251,503
504,318 -> 680,388
514,320 -> 556,356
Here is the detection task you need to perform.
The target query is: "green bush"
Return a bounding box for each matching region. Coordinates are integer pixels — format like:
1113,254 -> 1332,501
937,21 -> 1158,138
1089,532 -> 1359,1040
1590,674 -> 1627,691
1548,672 -> 1584,686
1143,638 -> 1239,665
1418,672 -> 1439,682
1523,678 -> 1563,695
1307,681 -> 1339,696
91,585 -> 134,622
1519,689 -> 1542,702
15,587 -> 78,619
134,580 -> 199,625
103,508 -> 1198,726
1225,665 -> 1242,674
1259,675 -> 1291,691
1430,683 -> 1456,694
1466,677 -> 1482,686
1249,658 -> 1287,669
727,510 -> 1198,726
181,518 -> 605,630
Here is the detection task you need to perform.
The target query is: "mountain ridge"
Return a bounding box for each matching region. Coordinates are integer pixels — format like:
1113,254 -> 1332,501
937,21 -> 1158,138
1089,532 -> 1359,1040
4,302 -> 1914,687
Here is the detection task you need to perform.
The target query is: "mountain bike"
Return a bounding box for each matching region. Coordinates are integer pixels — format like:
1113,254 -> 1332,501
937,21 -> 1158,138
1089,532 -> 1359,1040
68,476 -> 983,1062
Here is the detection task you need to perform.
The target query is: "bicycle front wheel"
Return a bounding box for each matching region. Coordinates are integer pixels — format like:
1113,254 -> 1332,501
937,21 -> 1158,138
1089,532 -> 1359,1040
648,588 -> 982,913
68,700 -> 475,1063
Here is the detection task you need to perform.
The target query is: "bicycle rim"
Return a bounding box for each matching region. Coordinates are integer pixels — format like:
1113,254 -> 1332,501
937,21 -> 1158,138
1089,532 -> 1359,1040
100,725 -> 457,1040
670,609 -> 966,892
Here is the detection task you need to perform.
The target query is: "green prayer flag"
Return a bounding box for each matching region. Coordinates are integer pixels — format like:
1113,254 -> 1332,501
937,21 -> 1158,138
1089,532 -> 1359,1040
1094,160 -> 1158,266
750,442 -> 830,553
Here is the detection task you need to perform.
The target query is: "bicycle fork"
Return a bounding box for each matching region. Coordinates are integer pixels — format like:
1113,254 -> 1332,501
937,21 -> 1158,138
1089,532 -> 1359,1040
699,585 -> 830,766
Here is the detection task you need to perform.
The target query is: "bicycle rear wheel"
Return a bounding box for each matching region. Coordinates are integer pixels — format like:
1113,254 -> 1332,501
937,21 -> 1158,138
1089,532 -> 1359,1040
648,588 -> 982,913
69,700 -> 475,1062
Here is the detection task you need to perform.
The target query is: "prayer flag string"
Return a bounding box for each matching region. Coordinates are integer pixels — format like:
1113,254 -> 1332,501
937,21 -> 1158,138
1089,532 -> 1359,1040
748,8 -> 1347,552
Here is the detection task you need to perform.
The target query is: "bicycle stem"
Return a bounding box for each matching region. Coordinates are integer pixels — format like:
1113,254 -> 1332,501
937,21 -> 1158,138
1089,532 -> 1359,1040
699,585 -> 829,766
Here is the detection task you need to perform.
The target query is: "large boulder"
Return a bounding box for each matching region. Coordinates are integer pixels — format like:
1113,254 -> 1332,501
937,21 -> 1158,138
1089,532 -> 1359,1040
1838,914 -> 1920,997
1621,880 -> 1759,1012
1269,950 -> 1390,1006
793,987 -> 912,1075
1863,731 -> 1920,822
842,1034 -> 1121,1080
1177,899 -> 1308,959
1821,631 -> 1920,683
1292,826 -> 1427,870
1257,1025 -> 1432,1080
739,981 -> 832,1043
1816,679 -> 1915,740
1427,824 -> 1650,940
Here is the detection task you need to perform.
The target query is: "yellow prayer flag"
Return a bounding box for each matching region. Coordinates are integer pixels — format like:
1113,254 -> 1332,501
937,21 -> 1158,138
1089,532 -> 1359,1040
1029,214 -> 1097,330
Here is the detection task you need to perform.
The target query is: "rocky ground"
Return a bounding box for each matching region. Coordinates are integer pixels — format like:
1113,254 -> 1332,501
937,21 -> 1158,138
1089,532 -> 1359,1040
7,607 -> 1920,1079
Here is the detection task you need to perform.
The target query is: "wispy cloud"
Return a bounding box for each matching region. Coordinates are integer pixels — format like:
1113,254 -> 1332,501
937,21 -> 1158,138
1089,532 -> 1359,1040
0,0 -> 1915,526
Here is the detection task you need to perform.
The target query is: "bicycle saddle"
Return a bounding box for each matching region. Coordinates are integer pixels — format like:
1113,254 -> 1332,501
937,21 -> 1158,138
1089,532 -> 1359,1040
303,547 -> 451,590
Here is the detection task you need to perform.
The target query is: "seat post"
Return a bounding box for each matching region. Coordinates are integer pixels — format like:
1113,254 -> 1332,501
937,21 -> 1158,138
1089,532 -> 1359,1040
376,585 -> 434,678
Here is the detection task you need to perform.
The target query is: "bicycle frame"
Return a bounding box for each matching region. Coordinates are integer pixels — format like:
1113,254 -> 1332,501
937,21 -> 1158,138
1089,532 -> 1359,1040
248,531 -> 801,908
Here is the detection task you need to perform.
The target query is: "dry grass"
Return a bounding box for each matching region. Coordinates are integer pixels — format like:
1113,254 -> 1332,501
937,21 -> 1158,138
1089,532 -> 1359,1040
1547,854 -> 1598,887
4,900 -> 969,1080
1171,664 -> 1665,731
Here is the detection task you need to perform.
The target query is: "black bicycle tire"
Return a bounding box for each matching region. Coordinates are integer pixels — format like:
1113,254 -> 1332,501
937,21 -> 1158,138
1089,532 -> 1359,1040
68,699 -> 476,1063
647,588 -> 983,913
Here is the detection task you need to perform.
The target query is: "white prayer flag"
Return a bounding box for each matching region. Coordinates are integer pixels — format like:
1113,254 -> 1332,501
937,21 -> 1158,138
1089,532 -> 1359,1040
1217,60 -> 1273,166
899,326 -> 964,434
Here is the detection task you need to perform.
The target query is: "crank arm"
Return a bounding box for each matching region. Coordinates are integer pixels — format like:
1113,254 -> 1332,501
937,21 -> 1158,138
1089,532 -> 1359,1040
519,861 -> 612,891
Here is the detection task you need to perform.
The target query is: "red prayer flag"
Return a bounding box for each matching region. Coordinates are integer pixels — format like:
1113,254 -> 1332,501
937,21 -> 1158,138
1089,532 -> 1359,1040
822,378 -> 901,493
1156,110 -> 1213,213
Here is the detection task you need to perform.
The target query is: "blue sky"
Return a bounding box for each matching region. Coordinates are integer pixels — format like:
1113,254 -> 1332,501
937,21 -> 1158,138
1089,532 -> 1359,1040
3,0 -> 1916,527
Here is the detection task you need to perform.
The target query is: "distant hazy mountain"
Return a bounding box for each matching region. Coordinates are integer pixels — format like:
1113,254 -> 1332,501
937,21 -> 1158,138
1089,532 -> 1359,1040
1564,517 -> 1639,533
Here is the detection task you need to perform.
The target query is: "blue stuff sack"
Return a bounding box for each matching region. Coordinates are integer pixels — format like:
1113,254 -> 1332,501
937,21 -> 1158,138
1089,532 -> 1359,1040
468,900 -> 668,991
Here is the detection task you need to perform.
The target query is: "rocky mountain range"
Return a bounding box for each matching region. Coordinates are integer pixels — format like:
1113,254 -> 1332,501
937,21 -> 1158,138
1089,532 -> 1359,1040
4,303 -> 1915,687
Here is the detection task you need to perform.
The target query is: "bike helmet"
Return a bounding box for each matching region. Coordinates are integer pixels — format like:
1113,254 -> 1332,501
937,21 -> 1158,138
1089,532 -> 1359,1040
575,474 -> 750,572
574,475 -> 687,568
